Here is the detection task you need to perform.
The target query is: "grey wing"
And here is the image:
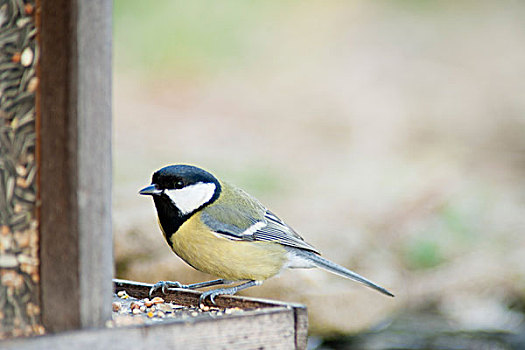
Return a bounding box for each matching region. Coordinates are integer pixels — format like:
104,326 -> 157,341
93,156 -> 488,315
257,210 -> 320,253
201,205 -> 320,254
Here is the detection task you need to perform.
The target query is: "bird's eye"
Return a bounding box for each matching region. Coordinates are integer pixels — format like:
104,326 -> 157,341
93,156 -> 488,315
174,180 -> 184,189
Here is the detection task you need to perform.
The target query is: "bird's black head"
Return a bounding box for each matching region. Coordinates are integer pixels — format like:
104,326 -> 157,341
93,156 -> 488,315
139,165 -> 221,237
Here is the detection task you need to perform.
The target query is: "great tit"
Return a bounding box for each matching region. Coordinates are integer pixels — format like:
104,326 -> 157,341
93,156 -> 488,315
140,164 -> 394,304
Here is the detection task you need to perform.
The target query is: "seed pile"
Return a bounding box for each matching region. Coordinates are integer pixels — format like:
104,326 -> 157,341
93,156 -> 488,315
109,290 -> 246,327
0,0 -> 41,339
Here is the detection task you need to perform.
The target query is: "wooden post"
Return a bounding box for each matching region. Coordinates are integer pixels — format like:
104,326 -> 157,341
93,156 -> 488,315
38,0 -> 113,332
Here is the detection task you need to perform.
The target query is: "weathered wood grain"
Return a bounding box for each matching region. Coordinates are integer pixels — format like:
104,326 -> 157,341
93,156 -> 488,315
2,308 -> 297,350
38,0 -> 112,332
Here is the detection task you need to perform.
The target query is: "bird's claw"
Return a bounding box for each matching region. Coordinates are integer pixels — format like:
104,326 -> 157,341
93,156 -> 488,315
149,280 -> 188,297
198,287 -> 236,306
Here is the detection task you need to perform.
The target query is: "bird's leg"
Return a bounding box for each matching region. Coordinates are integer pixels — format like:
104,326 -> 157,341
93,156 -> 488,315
149,279 -> 229,297
199,280 -> 262,305
185,279 -> 232,289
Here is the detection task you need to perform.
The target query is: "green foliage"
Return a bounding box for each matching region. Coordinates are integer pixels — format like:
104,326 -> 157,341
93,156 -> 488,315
440,202 -> 474,241
401,197 -> 483,270
403,236 -> 444,270
113,0 -> 293,77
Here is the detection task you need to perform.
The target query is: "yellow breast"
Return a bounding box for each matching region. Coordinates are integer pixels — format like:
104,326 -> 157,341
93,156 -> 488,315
168,212 -> 288,281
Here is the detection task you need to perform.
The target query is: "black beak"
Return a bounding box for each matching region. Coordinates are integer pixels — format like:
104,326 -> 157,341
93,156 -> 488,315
139,184 -> 162,195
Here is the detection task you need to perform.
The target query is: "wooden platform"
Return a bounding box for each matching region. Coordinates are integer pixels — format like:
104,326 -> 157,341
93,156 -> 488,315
1,279 -> 308,349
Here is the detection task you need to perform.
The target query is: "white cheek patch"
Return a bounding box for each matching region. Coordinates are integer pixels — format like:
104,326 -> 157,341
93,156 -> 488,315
165,182 -> 216,215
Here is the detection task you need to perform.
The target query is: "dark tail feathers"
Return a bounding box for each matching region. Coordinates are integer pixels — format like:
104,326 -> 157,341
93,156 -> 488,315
297,250 -> 394,297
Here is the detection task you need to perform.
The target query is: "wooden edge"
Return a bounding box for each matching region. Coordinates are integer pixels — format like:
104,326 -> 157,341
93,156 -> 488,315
294,303 -> 309,349
39,0 -> 83,332
114,278 -> 306,310
0,306 -> 297,350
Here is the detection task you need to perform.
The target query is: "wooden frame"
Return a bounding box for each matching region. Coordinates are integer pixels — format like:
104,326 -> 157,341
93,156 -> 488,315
2,280 -> 308,349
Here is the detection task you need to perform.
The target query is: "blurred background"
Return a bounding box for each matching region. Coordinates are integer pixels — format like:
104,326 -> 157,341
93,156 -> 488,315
113,1 -> 525,348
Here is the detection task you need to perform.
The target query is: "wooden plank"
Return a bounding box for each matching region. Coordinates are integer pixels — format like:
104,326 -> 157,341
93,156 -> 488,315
39,0 -> 80,332
75,0 -> 113,330
294,304 -> 309,350
38,0 -> 112,332
1,307 -> 298,350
